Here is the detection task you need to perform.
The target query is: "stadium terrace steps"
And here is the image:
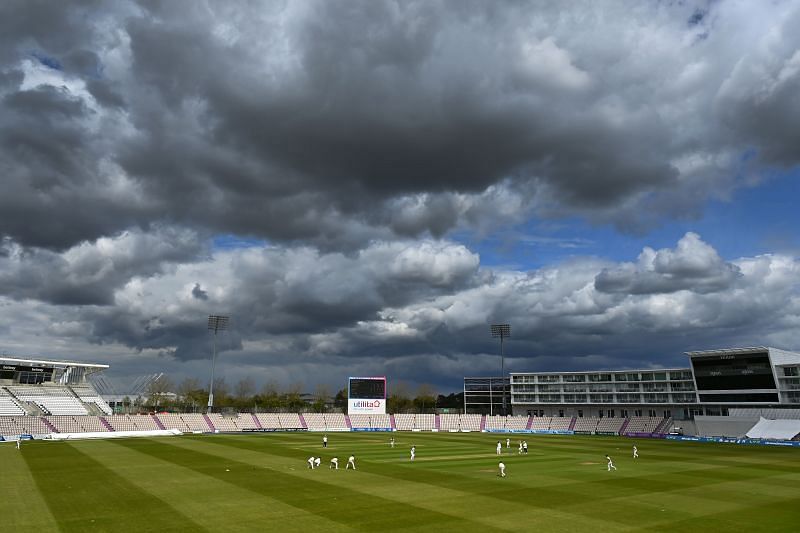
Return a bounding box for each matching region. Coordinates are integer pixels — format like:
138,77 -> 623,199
655,417 -> 672,434
622,417 -> 666,435
549,417 -> 573,431
346,413 -> 390,429
41,417 -> 58,433
0,413 -> 696,438
595,417 -> 626,435
530,417 -> 550,430
278,413 -> 304,429
152,415 -> 166,430
0,388 -> 26,416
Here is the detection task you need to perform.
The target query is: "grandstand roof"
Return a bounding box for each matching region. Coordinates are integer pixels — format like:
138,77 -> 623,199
685,347 -> 800,365
684,346 -> 770,357
0,355 -> 108,371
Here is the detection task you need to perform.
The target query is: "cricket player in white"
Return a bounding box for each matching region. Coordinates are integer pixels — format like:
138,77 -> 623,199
518,442 -> 523,454
314,457 -> 321,468
346,455 -> 356,469
17,440 -> 21,450
390,436 -> 395,448
633,445 -> 639,459
496,441 -> 502,455
498,462 -> 506,478
322,435 -> 328,448
410,446 -> 416,461
330,457 -> 339,469
606,455 -> 617,471
307,456 -> 316,469
506,438 -> 510,449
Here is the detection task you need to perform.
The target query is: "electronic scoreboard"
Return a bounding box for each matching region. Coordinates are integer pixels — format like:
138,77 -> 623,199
348,376 -> 386,414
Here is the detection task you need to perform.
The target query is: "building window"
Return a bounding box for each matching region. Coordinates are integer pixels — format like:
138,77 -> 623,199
607,409 -> 615,418
577,409 -> 583,417
621,409 -> 628,418
634,409 -> 642,417
558,409 -> 564,417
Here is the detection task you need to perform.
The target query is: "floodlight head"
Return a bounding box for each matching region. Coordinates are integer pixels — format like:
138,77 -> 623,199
208,315 -> 230,333
490,324 -> 510,338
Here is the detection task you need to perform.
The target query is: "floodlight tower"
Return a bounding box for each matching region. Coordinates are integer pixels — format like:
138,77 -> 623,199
490,324 -> 511,415
207,315 -> 230,413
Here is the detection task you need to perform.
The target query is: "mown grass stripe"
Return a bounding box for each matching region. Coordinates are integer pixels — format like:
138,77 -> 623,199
206,432 -> 800,529
167,434 -> 621,531
209,432 -> 779,510
84,438 -> 354,533
22,441 -> 209,533
111,437 -> 505,533
0,444 -> 60,531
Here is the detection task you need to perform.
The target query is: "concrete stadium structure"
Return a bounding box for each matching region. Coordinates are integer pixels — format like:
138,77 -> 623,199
507,346 -> 800,421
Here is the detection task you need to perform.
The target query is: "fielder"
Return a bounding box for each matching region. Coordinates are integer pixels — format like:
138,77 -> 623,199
346,455 -> 356,470
322,435 -> 328,448
330,457 -> 339,470
307,456 -> 316,469
410,446 -> 416,461
498,461 -> 506,478
606,454 -> 617,471
314,457 -> 321,468
496,441 -> 502,455
633,445 -> 639,459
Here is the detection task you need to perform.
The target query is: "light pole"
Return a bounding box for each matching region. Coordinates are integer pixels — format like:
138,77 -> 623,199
207,315 -> 230,413
490,324 -> 510,416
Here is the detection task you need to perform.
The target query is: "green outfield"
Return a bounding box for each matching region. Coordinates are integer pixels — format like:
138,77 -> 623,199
2,432 -> 799,532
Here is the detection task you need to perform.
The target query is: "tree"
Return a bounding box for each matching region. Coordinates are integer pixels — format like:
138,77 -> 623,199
312,384 -> 330,413
178,377 -> 200,399
413,383 -> 436,413
147,375 -> 174,409
212,377 -> 229,406
388,380 -> 412,413
257,381 -> 281,411
284,382 -> 305,411
333,388 -> 348,413
436,392 -> 464,411
235,377 -> 256,400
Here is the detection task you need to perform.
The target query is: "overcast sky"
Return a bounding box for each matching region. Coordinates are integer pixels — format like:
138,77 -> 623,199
1,0 -> 799,393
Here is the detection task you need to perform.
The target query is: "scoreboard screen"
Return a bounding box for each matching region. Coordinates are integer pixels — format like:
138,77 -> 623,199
348,377 -> 387,415
349,377 -> 386,399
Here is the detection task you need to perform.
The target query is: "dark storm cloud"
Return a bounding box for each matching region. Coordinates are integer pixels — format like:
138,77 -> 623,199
2,232 -> 798,390
3,1 -> 800,252
2,2 -> 800,389
0,227 -> 206,305
191,284 -> 208,301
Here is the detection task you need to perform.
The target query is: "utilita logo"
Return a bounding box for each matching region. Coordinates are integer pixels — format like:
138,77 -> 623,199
352,400 -> 381,408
